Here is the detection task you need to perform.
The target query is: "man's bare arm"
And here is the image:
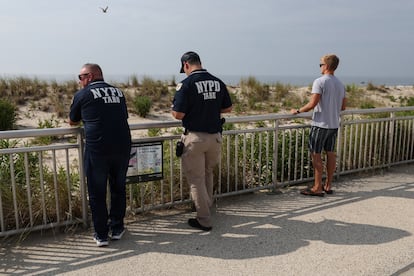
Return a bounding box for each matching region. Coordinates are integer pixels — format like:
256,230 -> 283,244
221,106 -> 232,113
68,118 -> 80,126
171,110 -> 185,120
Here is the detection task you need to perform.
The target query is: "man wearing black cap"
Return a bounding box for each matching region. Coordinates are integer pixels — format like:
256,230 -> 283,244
172,51 -> 232,231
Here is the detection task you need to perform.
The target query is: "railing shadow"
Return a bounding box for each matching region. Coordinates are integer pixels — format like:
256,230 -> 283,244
1,165 -> 413,275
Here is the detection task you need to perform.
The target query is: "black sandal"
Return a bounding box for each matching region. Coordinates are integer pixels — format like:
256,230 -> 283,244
300,188 -> 324,197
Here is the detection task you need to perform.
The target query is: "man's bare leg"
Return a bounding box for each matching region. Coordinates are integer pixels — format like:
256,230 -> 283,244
324,151 -> 336,191
311,152 -> 324,193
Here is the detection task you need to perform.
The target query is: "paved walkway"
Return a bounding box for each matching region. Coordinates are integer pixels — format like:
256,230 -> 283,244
1,165 -> 414,276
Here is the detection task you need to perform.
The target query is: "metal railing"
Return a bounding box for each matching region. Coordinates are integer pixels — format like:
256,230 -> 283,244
1,107 -> 414,237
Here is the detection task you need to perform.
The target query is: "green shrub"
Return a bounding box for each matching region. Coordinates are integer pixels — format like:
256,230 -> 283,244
240,76 -> 270,108
140,77 -> 169,100
273,82 -> 292,100
396,96 -> 414,117
281,93 -> 303,110
134,96 -> 152,117
405,97 -> 414,106
34,116 -> 61,144
234,104 -> 243,114
360,101 -> 376,109
148,128 -> 161,137
0,140 -> 82,229
387,95 -> 397,103
0,99 -> 16,130
346,84 -> 365,108
346,83 -> 361,94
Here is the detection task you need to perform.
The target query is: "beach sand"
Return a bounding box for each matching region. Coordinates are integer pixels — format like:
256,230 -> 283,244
14,85 -> 414,130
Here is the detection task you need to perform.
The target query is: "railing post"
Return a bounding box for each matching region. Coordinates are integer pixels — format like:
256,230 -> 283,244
267,119 -> 282,194
388,112 -> 395,167
77,129 -> 89,228
336,112 -> 343,179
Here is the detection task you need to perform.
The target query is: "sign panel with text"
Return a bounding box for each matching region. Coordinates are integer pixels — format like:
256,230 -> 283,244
127,141 -> 163,183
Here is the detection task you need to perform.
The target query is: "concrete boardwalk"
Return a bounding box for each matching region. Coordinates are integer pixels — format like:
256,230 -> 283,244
1,165 -> 414,276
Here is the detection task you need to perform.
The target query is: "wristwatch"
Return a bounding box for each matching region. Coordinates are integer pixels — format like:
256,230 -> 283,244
296,109 -> 300,114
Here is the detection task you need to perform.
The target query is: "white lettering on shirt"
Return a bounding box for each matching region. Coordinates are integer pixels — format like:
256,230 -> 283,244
194,80 -> 220,100
90,87 -> 124,103
203,92 -> 216,100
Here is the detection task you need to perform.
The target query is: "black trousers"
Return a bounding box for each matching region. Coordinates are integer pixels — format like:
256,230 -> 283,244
84,148 -> 130,238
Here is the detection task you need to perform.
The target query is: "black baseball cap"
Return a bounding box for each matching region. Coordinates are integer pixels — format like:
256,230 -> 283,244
180,51 -> 201,73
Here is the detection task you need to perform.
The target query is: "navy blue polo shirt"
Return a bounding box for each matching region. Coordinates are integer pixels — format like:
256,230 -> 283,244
69,80 -> 131,154
172,69 -> 232,133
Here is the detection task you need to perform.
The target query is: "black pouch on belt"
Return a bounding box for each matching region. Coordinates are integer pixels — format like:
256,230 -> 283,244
176,141 -> 184,157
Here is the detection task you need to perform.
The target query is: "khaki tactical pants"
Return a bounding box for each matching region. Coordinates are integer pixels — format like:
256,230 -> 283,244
181,132 -> 222,227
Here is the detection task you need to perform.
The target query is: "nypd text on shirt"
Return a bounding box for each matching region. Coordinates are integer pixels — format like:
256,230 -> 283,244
195,80 -> 220,100
91,87 -> 124,103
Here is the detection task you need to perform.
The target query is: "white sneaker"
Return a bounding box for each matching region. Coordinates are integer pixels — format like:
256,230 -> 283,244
93,234 -> 109,247
111,229 -> 125,240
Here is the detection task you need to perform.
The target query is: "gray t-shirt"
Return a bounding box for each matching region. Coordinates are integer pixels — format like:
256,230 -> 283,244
311,74 -> 345,129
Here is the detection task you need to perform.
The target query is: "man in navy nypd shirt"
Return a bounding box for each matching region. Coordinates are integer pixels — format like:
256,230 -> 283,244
172,51 -> 232,231
69,63 -> 131,246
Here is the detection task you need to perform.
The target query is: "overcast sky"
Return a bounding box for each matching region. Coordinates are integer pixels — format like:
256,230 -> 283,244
1,0 -> 413,80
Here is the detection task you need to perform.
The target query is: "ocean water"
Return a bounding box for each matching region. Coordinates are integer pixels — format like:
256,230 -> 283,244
2,73 -> 413,87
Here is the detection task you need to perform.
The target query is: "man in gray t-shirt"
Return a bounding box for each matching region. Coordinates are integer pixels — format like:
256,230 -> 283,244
291,54 -> 346,196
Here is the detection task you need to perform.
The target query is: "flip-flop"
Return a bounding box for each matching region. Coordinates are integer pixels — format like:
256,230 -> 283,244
323,189 -> 334,194
300,188 -> 324,197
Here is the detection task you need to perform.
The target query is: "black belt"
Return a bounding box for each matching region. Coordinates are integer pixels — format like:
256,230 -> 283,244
184,118 -> 225,135
184,129 -> 219,135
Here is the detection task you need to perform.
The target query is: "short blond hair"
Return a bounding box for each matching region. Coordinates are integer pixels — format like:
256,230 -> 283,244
322,54 -> 340,71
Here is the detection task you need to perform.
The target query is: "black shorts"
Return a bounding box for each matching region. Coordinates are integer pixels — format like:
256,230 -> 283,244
309,126 -> 338,153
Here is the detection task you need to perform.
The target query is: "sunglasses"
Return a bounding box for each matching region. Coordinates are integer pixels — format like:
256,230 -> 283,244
78,73 -> 90,80
319,64 -> 326,68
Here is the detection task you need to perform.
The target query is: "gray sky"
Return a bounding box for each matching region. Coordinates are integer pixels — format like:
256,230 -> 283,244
1,0 -> 413,79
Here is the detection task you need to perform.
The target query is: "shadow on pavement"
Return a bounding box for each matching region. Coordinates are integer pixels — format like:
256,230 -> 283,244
1,166 -> 414,275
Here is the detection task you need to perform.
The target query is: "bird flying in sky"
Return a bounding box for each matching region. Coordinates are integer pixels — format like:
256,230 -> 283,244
100,6 -> 108,13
